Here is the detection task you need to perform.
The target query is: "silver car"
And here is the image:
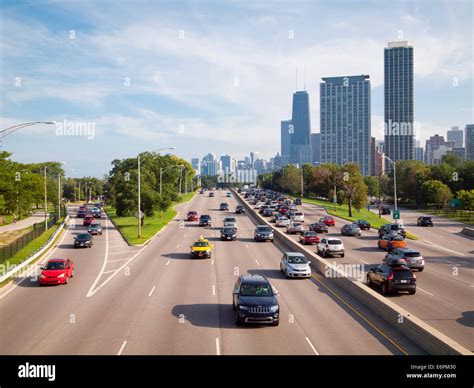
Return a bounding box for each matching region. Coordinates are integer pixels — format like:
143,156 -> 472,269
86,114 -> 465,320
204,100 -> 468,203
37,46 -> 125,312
275,216 -> 290,227
280,252 -> 311,278
286,221 -> 304,234
384,248 -> 425,271
341,223 -> 361,237
223,216 -> 237,230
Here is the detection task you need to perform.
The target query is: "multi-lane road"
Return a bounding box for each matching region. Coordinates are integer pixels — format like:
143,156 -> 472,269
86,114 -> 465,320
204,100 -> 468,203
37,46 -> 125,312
271,199 -> 473,350
0,192 -> 428,355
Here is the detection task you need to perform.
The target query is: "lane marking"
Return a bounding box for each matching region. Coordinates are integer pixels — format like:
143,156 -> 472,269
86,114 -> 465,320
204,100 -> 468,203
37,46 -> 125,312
212,285 -> 216,295
417,287 -> 434,296
176,244 -> 180,249
101,270 -> 117,275
166,259 -> 171,266
418,240 -> 465,256
305,337 -> 319,355
443,259 -> 459,266
109,250 -> 137,255
360,259 -> 370,265
211,259 -> 214,265
215,338 -> 221,355
107,258 -> 132,263
148,286 -> 156,297
117,340 -> 127,355
255,259 -> 261,266
310,274 -> 408,355
245,244 -> 249,249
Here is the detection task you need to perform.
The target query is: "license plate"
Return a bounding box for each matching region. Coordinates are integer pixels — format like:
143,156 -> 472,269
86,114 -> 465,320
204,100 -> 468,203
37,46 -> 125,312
400,279 -> 408,283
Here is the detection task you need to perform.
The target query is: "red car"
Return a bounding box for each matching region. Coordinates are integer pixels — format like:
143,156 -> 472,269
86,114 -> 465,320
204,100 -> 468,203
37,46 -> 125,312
83,215 -> 94,226
299,231 -> 320,245
279,207 -> 289,215
39,258 -> 75,285
187,211 -> 199,221
320,216 -> 336,227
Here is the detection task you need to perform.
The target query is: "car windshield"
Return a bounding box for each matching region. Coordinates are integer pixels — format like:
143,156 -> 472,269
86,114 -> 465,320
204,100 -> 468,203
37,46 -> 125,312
328,239 -> 342,245
200,215 -> 210,219
257,227 -> 271,233
305,232 -> 317,236
404,252 -> 421,257
77,234 -> 91,240
240,283 -> 273,296
45,261 -> 66,270
292,223 -> 302,227
390,224 -> 401,230
222,228 -> 234,233
90,223 -> 100,228
193,242 -> 209,247
358,220 -> 368,224
288,255 -> 308,264
188,211 -> 197,215
393,269 -> 413,279
224,218 -> 236,222
390,235 -> 404,241
422,217 -> 431,220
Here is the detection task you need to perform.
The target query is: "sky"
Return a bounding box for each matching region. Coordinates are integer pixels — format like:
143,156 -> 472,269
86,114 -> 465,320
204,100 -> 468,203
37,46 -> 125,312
0,0 -> 473,178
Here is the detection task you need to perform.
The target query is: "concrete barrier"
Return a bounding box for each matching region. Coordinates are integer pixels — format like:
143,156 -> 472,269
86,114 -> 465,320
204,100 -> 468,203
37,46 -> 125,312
461,227 -> 474,237
233,189 -> 471,355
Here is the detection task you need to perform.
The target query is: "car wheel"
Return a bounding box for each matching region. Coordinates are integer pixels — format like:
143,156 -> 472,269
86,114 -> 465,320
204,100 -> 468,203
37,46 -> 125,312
367,276 -> 372,287
418,268 -> 424,272
409,290 -> 416,295
324,250 -> 329,258
71,270 -> 75,278
341,253 -> 345,258
235,312 -> 243,326
271,320 -> 279,327
381,283 -> 387,295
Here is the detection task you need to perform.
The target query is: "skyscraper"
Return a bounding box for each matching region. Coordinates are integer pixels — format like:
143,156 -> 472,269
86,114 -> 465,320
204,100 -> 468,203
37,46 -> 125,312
384,41 -> 414,166
320,75 -> 371,175
414,141 -> 424,162
310,133 -> 321,165
370,137 -> 376,176
220,154 -> 232,172
280,120 -> 292,166
191,158 -> 200,175
290,91 -> 312,166
447,126 -> 463,148
465,124 -> 474,160
425,134 -> 449,165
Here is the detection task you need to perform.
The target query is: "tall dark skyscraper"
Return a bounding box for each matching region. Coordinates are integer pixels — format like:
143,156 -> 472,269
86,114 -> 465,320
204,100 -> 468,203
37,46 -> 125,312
384,41 -> 414,166
320,75 -> 371,175
290,91 -> 312,166
310,133 -> 321,165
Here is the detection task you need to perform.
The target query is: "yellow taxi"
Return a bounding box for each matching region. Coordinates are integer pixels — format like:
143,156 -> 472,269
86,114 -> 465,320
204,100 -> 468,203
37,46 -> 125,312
190,236 -> 213,259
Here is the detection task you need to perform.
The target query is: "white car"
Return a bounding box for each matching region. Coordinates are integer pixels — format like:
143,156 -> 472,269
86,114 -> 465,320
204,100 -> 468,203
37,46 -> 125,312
291,212 -> 305,222
275,216 -> 290,227
286,222 -> 304,234
289,204 -> 298,211
317,237 -> 345,258
254,202 -> 265,209
270,201 -> 279,208
223,217 -> 237,230
280,252 -> 311,278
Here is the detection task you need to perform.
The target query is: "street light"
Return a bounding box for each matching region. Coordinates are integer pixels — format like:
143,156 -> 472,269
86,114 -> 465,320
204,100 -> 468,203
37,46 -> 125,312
382,155 -> 397,211
138,147 -> 176,238
159,164 -> 184,197
0,121 -> 56,142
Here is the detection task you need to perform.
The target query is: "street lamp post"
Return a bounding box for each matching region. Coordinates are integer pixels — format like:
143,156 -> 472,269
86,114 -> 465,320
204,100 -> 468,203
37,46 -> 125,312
44,167 -> 48,230
159,164 -> 184,197
382,155 -> 397,211
0,121 -> 56,148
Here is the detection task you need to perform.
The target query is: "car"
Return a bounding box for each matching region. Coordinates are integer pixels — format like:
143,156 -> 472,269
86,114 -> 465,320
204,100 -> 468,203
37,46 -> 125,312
232,274 -> 279,326
291,211 -> 305,223
299,231 -> 320,245
223,216 -> 238,230
259,205 -> 270,215
289,204 -> 298,211
319,216 -> 336,227
199,214 -> 212,227
74,233 -> 93,248
317,237 -> 345,258
200,189 -> 205,194
384,248 -> 425,271
39,258 -> 75,285
341,223 -> 362,237
380,206 -> 391,215
270,201 -> 279,209
378,223 -> 406,238
367,264 -> 416,295
88,223 -> 103,235
309,222 -> 328,234
190,236 -> 212,259
187,211 -> 199,221
235,205 -> 246,214
254,202 -> 264,209
279,206 -> 289,215
286,221 -> 304,234
270,213 -> 280,223
262,208 -> 274,217
355,219 -> 371,230
254,225 -> 274,242
226,192 -> 233,198
294,198 -> 302,205
280,252 -> 311,278
91,207 -> 101,218
221,227 -> 237,241
220,203 -> 229,211
378,233 -> 407,250
83,215 -> 94,226
209,192 -> 215,197
275,216 -> 290,227
76,209 -> 87,218
417,216 -> 433,227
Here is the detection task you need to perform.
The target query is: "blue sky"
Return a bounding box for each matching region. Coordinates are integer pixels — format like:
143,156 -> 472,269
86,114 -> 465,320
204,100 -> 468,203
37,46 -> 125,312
0,0 -> 472,177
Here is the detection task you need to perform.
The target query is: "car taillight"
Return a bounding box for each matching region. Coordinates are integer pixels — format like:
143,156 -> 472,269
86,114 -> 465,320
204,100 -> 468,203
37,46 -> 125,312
387,272 -> 394,281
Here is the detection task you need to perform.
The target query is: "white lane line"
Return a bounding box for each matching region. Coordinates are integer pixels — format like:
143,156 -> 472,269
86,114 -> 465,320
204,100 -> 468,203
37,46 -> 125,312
420,240 -> 465,256
443,259 -> 459,266
117,340 -> 127,355
211,259 -> 214,265
176,244 -> 180,249
417,287 -> 434,296
148,286 -> 156,297
183,234 -> 187,238
305,337 -> 319,355
108,250 -> 137,255
101,270 -> 117,275
166,259 -> 171,266
212,285 -> 216,295
245,244 -> 249,249
255,259 -> 261,266
215,338 -> 221,356
360,259 -> 370,265
107,258 -> 132,263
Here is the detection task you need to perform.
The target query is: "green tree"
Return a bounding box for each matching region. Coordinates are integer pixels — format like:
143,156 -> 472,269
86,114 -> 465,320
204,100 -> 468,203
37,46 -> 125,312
421,180 -> 452,209
341,163 -> 367,217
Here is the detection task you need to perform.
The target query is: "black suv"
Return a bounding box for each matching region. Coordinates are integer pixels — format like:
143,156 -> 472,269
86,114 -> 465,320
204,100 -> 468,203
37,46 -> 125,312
378,223 -> 406,238
367,264 -> 416,295
235,205 -> 246,214
294,198 -> 302,205
254,225 -> 274,242
380,206 -> 391,215
417,216 -> 433,227
199,215 -> 212,227
221,227 -> 236,241
74,233 -> 93,248
232,274 -> 279,326
220,203 -> 229,211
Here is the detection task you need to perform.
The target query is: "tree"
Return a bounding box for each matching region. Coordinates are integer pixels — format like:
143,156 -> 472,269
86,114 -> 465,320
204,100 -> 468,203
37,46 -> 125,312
421,180 -> 452,209
364,176 -> 379,199
340,163 -> 367,217
457,189 -> 474,211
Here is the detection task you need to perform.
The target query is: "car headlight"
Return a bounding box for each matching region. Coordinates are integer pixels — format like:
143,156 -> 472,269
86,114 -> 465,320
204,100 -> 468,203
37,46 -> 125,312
40,274 -> 46,279
57,273 -> 65,278
256,233 -> 261,237
270,305 -> 279,312
239,305 -> 249,310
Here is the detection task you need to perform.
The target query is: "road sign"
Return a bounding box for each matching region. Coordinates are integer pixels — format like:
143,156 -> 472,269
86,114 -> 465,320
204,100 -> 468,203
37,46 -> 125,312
449,198 -> 461,208
135,210 -> 144,219
392,209 -> 400,220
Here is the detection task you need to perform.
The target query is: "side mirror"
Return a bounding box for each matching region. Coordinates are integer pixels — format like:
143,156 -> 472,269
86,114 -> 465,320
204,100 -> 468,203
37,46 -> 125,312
273,287 -> 279,295
308,261 -> 311,265
232,288 -> 238,294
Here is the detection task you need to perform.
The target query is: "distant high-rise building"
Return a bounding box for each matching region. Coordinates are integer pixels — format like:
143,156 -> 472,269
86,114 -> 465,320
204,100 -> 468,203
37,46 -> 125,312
466,124 -> 474,160
425,134 -> 449,165
244,156 -> 251,167
447,126 -> 463,148
376,141 -> 385,154
290,91 -> 312,166
254,159 -> 267,175
201,153 -> 220,176
384,41 -> 415,166
310,133 -> 321,165
414,146 -> 424,162
375,151 -> 385,176
249,152 -> 258,167
191,158 -> 200,175
280,120 -> 292,165
220,154 -> 232,172
370,137 -> 376,176
320,75 -> 371,175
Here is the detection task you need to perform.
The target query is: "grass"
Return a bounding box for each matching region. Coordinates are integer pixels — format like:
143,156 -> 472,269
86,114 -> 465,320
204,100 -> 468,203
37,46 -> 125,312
0,226 -> 34,247
415,208 -> 473,226
105,192 -> 196,245
290,195 -> 419,240
0,216 -> 66,279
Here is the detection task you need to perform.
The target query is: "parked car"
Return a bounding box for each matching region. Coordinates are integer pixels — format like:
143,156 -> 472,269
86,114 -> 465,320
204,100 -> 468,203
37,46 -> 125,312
355,219 -> 371,230
235,205 -> 246,214
286,222 -> 304,234
299,231 -> 320,245
275,216 -> 290,227
220,203 -> 229,211
319,216 -> 336,227
232,274 -> 279,326
39,258 -> 75,285
259,205 -> 270,215
280,252 -> 311,278
220,227 -> 237,241
317,237 -> 345,258
378,223 -> 406,238
199,214 -> 212,227
74,233 -> 93,248
417,216 -> 434,227
384,248 -> 425,271
341,223 -> 362,237
88,223 -> 103,236
187,211 -> 199,221
309,222 -> 328,234
291,211 -> 305,223
378,233 -> 407,251
254,225 -> 274,242
380,206 -> 391,215
367,264 -> 416,295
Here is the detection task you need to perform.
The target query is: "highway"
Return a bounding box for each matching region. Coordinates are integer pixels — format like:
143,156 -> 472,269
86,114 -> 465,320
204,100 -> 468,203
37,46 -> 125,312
268,198 -> 473,350
0,192 -> 426,355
